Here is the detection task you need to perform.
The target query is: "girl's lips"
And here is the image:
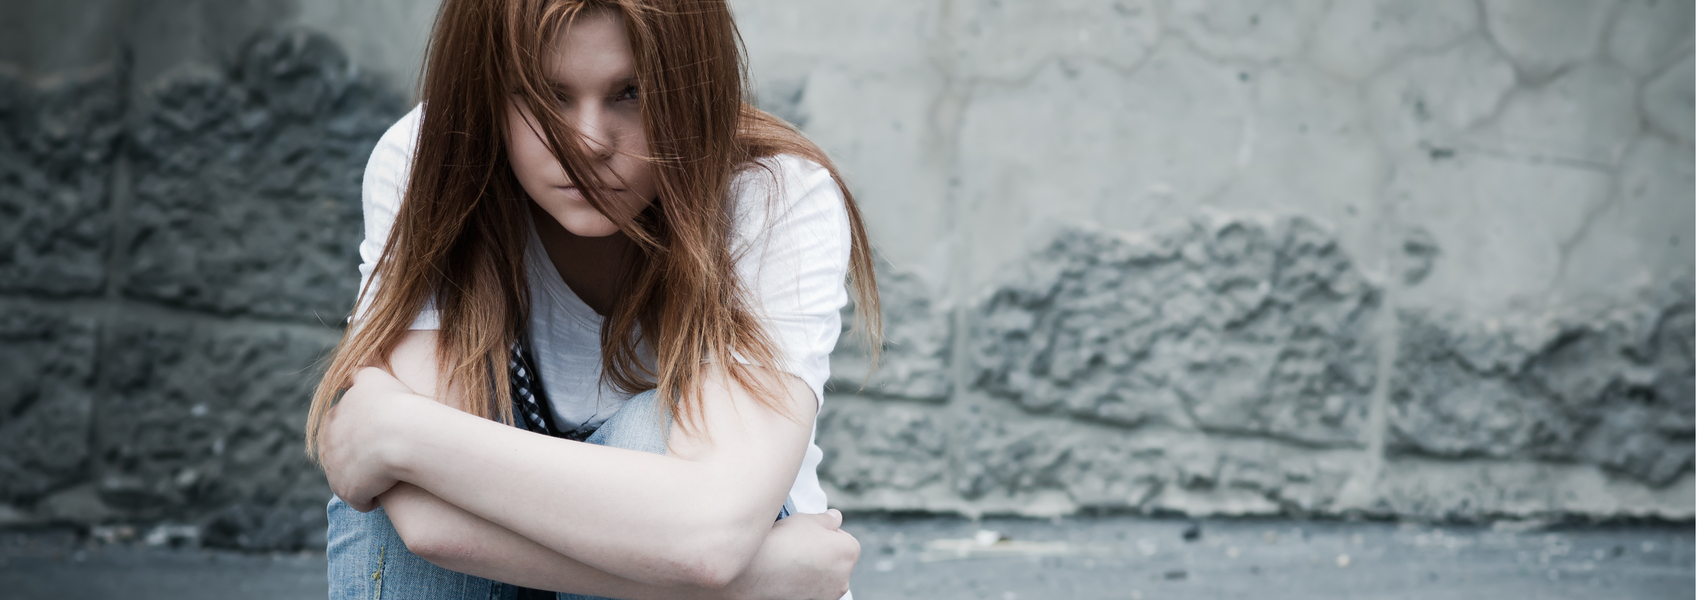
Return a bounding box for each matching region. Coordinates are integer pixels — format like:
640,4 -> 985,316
556,186 -> 625,201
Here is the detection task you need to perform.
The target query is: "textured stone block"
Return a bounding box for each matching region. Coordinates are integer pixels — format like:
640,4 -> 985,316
0,69 -> 121,295
972,214 -> 1381,445
1308,0 -> 1477,81
1365,457 -> 1695,520
0,307 -> 97,501
1642,54 -> 1695,147
94,319 -> 336,549
947,0 -> 1160,80
815,399 -> 1360,516
950,415 -> 1076,500
1391,291 -> 1695,485
1483,0 -> 1617,80
1140,441 -> 1358,516
815,403 -> 950,493
122,29 -> 401,321
1051,440 -> 1171,510
1366,38 -> 1518,152
1606,0 -> 1694,76
1391,316 -> 1578,457
829,266 -> 952,401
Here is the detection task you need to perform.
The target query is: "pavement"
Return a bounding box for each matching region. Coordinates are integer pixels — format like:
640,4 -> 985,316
0,516 -> 1691,599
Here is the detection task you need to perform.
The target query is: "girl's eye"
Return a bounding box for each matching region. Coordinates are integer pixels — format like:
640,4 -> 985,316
615,85 -> 639,102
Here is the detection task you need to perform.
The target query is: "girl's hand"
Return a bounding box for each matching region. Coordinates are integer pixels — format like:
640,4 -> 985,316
318,367 -> 420,512
721,509 -> 860,600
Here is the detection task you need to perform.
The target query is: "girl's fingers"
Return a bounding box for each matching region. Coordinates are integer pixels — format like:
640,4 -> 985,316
781,509 -> 843,531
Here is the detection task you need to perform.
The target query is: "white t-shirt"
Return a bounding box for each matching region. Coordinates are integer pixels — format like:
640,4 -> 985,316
354,104 -> 846,515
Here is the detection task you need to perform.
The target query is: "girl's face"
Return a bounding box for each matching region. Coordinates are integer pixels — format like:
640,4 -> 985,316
506,10 -> 655,238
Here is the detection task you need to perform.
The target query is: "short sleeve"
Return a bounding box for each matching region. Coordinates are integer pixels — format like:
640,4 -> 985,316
352,104 -> 439,330
726,155 -> 853,408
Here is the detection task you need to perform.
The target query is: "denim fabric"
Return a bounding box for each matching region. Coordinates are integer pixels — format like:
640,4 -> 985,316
329,390 -> 764,600
327,498 -> 511,600
581,390 -> 669,455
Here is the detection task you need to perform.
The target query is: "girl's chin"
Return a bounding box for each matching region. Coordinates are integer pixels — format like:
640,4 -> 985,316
555,213 -> 622,237
533,194 -> 647,238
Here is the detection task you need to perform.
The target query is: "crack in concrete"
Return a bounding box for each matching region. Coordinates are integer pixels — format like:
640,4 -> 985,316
1549,167 -> 1626,300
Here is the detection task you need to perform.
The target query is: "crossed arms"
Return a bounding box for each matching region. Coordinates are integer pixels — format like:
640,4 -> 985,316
316,330 -> 858,599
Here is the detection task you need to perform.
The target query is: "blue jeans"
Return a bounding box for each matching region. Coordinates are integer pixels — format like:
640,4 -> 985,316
326,390 -> 794,600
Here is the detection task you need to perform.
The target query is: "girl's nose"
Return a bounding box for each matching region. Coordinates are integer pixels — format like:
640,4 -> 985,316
573,108 -> 617,161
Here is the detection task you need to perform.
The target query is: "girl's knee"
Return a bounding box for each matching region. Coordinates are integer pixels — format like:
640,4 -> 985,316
327,499 -> 503,599
327,500 -> 396,599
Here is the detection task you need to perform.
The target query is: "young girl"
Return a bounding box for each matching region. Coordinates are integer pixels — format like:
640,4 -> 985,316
307,0 -> 877,598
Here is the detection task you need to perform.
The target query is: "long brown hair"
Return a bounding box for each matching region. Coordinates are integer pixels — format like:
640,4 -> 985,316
305,0 -> 879,457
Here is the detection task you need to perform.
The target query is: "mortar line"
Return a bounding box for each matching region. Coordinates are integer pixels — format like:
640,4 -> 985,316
78,38 -> 138,496
1341,100 -> 1407,510
0,295 -> 346,342
928,0 -> 976,409
1358,140 -> 1402,506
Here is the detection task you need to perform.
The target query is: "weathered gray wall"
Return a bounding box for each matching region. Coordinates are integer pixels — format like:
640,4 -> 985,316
0,0 -> 1691,550
0,0 -> 416,549
754,0 -> 1696,521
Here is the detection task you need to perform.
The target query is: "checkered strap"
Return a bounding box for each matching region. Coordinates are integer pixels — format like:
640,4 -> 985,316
508,336 -> 560,437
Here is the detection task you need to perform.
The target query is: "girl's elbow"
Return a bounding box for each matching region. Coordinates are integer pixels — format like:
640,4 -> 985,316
665,553 -> 739,590
400,531 -> 453,565
391,515 -> 472,567
669,522 -> 766,589
673,552 -> 747,590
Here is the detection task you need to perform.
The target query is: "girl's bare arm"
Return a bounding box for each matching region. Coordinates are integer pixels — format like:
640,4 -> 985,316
319,330 -> 839,590
379,482 -> 855,600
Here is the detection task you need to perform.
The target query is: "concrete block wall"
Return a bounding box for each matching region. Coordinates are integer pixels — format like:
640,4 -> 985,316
0,0 -> 1690,550
0,0 -> 418,549
737,0 -> 1694,520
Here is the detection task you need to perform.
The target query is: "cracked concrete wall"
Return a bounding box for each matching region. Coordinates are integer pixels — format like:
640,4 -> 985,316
0,0 -> 1691,549
758,0 -> 1695,521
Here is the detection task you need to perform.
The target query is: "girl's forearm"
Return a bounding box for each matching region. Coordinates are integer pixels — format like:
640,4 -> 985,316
376,392 -> 800,589
379,483 -> 720,600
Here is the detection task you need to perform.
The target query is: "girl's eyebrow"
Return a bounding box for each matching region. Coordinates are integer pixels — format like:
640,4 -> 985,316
547,76 -> 638,95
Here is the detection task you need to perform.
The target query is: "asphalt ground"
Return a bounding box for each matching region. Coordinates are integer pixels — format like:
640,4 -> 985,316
0,516 -> 1691,599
